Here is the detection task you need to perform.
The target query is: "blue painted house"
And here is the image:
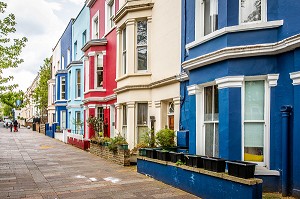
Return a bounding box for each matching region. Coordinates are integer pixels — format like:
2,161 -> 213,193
181,0 -> 300,196
66,4 -> 89,145
55,19 -> 73,130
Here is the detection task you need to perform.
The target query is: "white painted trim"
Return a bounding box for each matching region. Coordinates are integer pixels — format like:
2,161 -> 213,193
92,11 -> 100,40
267,74 -> 279,87
187,84 -> 202,95
195,89 -> 204,155
290,71 -> 300,85
187,20 -> 283,51
88,104 -> 96,109
176,72 -> 189,82
154,101 -> 161,108
216,76 -> 244,89
67,133 -> 84,141
88,51 -> 96,57
183,31 -> 300,72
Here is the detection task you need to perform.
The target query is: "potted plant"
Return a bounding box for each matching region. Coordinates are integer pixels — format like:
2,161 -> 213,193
226,160 -> 257,179
140,129 -> 159,159
184,155 -> 206,168
56,125 -> 61,133
136,142 -> 148,156
169,151 -> 185,163
202,157 -> 226,173
155,128 -> 176,151
157,149 -> 170,161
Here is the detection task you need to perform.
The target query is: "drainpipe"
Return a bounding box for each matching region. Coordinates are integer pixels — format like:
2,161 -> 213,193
280,105 -> 293,197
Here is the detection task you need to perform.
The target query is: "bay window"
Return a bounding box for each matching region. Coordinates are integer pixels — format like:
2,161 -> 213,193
122,28 -> 127,74
76,69 -> 81,98
240,0 -> 266,24
137,20 -> 147,71
137,103 -> 148,143
243,80 -> 266,164
203,85 -> 219,157
195,0 -> 218,39
61,76 -> 66,100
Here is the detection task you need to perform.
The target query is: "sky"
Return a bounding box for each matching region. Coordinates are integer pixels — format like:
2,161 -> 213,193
2,0 -> 84,92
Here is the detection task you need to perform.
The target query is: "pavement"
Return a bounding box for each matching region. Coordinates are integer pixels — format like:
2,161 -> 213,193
0,124 -> 198,199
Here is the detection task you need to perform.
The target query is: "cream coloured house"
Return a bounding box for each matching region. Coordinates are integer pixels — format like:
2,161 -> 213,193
114,0 -> 181,149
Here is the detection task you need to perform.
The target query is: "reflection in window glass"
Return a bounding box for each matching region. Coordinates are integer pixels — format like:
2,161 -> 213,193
240,0 -> 261,23
137,20 -> 147,70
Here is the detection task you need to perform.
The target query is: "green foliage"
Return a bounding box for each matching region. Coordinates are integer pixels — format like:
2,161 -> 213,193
140,128 -> 155,148
155,128 -> 176,148
0,2 -> 27,92
108,134 -> 128,152
175,159 -> 186,166
56,126 -> 60,131
87,116 -> 103,135
33,58 -> 51,123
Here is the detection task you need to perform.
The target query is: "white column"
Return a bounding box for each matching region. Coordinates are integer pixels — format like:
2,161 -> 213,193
126,19 -> 135,74
127,102 -> 135,149
116,28 -> 121,79
154,101 -> 161,131
115,103 -> 121,135
173,97 -> 181,131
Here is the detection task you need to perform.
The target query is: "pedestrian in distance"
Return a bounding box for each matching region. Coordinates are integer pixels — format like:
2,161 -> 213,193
10,122 -> 13,132
13,120 -> 18,132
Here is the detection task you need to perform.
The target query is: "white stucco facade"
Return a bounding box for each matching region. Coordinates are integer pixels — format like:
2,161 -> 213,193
114,0 -> 181,149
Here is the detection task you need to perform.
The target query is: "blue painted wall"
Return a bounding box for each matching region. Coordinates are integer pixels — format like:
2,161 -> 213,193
181,0 -> 300,195
72,5 -> 90,61
55,72 -> 68,128
61,19 -> 73,69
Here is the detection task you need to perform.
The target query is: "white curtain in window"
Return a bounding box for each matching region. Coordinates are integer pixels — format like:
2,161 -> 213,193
240,0 -> 261,23
244,81 -> 264,120
244,123 -> 264,147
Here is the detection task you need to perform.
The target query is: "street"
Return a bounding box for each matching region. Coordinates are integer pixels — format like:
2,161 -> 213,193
0,123 -> 198,199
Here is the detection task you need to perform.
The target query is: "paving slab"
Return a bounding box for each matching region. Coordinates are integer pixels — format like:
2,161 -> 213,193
0,124 -> 198,198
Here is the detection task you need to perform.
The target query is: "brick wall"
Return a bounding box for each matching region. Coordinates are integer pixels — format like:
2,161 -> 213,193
90,143 -> 130,166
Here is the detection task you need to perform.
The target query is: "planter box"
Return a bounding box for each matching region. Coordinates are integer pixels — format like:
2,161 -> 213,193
202,157 -> 226,172
157,150 -> 170,161
118,144 -> 129,150
145,148 -> 158,159
226,161 -> 257,179
185,155 -> 206,168
139,148 -> 146,156
169,152 -> 185,163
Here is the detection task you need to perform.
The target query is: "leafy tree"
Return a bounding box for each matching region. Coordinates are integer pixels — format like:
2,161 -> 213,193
33,58 -> 51,123
0,90 -> 25,117
0,2 -> 27,92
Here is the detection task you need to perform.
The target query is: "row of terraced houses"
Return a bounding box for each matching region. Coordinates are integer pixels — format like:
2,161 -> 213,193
31,0 -> 300,197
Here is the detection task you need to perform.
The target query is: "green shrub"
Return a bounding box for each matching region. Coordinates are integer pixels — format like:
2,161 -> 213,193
155,128 -> 175,149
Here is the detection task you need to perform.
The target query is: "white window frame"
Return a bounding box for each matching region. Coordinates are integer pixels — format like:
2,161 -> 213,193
75,111 -> 82,132
60,76 -> 66,100
76,69 -> 81,98
122,104 -> 127,138
122,28 -> 127,75
61,110 -> 66,130
68,71 -> 71,100
95,53 -> 104,88
195,0 -> 219,40
239,0 -> 267,25
74,41 -> 77,60
92,11 -> 99,39
97,106 -> 104,121
136,20 -> 148,72
82,30 -> 87,46
106,0 -> 115,33
136,102 -> 148,144
241,77 -> 270,167
85,57 -> 89,91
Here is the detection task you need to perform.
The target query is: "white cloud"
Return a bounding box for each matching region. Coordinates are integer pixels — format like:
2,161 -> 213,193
1,0 -> 83,92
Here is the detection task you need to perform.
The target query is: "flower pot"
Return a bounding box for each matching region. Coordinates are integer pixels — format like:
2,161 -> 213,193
145,148 -> 158,159
226,160 -> 257,179
164,146 -> 177,152
157,150 -> 170,161
118,144 -> 128,150
169,152 -> 185,163
184,155 -> 206,168
139,148 -> 146,156
202,157 -> 226,172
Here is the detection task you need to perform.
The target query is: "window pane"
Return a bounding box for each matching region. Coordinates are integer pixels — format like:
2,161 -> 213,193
137,47 -> 147,70
204,0 -> 211,35
204,86 -> 213,121
137,103 -> 148,125
123,105 -> 127,125
205,123 -> 214,157
213,85 -> 219,121
244,123 -> 264,162
122,28 -> 126,50
137,21 -> 147,45
244,81 -> 264,120
241,0 -> 261,23
214,123 -> 219,157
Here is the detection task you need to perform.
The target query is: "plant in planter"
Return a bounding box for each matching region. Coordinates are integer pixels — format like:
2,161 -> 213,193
202,157 -> 226,173
90,136 -> 98,144
56,125 -> 61,132
155,128 -> 176,150
157,149 -> 170,161
136,142 -> 148,156
108,133 -> 128,152
87,115 -> 103,138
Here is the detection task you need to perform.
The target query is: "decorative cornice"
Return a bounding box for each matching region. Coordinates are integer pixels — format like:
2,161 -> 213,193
88,104 -> 96,109
183,33 -> 300,71
82,39 -> 108,52
82,94 -> 117,103
66,104 -> 82,109
176,72 -> 189,82
154,101 -> 161,108
127,102 -> 135,108
290,71 -> 300,86
66,61 -> 83,70
115,103 -> 121,109
173,97 -> 181,105
186,20 -> 283,51
114,0 -> 154,24
55,70 -> 68,75
267,74 -> 279,87
187,85 -> 202,96
114,75 -> 179,94
216,76 -> 244,89
85,0 -> 96,7
88,51 -> 96,57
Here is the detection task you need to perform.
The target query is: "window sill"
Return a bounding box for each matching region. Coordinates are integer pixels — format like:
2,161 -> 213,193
186,20 -> 284,51
116,72 -> 152,82
74,98 -> 82,101
254,166 -> 280,176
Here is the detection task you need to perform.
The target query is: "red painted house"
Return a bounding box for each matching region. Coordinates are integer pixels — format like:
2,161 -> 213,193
82,0 -> 119,139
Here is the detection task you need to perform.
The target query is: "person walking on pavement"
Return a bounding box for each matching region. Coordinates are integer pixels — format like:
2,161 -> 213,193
13,120 -> 18,132
10,122 -> 13,132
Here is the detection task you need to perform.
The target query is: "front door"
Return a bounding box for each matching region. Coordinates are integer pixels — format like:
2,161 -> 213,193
168,115 -> 174,130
